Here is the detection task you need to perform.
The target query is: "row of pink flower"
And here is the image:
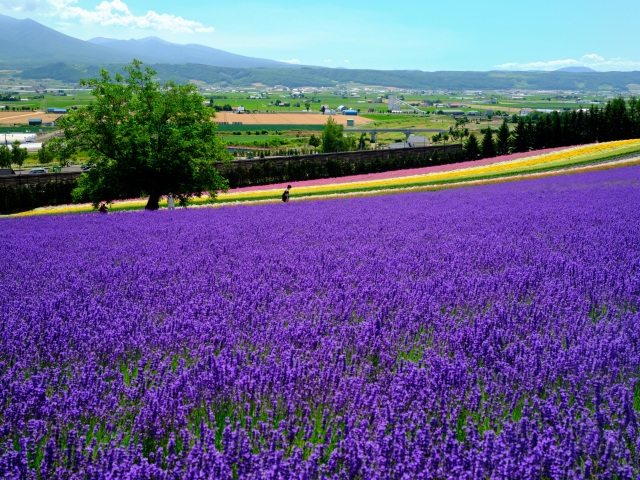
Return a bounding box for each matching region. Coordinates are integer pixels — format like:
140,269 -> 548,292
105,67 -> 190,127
229,146 -> 573,193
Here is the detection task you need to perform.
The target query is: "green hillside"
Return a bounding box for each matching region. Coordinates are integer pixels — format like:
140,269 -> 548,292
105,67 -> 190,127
16,63 -> 640,91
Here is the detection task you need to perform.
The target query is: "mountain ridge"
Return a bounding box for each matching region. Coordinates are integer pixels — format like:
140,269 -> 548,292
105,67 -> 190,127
555,66 -> 597,73
0,14 -> 131,65
2,14 -> 640,91
86,36 -> 299,69
0,14 -> 300,69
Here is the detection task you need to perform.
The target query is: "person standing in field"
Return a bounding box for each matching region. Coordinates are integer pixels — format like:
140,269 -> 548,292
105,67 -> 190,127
167,193 -> 175,210
282,185 -> 292,203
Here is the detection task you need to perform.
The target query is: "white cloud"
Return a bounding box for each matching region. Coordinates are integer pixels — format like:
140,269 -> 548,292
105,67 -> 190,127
343,59 -> 350,64
0,0 -> 54,13
46,0 -> 213,34
280,59 -> 301,64
581,53 -> 604,63
494,53 -> 640,72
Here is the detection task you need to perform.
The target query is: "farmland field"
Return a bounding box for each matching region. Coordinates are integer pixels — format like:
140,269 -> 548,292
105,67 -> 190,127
0,112 -> 63,125
1,165 -> 640,477
213,112 -> 370,126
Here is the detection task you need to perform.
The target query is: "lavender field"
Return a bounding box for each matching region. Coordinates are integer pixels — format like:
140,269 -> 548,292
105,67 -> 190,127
1,166 -> 640,479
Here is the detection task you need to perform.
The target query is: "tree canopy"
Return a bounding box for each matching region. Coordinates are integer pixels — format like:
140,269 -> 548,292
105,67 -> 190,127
480,127 -> 496,159
463,133 -> 480,160
51,60 -> 231,210
495,120 -> 511,156
320,117 -> 356,153
11,141 -> 27,172
0,144 -> 10,168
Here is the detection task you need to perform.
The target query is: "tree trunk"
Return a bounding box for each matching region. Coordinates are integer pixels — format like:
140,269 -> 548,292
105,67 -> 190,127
145,193 -> 161,210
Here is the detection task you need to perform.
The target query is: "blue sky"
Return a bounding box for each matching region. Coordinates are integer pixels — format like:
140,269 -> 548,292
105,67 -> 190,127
1,0 -> 639,71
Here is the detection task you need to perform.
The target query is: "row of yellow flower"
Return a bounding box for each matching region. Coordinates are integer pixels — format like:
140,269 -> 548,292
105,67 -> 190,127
273,158 -> 640,204
202,155 -> 640,207
7,140 -> 640,217
217,139 -> 640,201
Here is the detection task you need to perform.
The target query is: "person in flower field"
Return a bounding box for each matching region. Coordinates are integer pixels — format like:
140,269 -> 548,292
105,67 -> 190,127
282,185 -> 292,203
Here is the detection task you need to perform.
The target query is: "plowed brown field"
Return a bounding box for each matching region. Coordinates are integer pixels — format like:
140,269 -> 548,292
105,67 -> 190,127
0,112 -> 63,125
213,112 -> 370,126
1,111 -> 371,127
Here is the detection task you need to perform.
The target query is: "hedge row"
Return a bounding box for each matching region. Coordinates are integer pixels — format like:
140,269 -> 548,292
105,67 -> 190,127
0,181 -> 77,215
1,149 -> 463,213
220,148 -> 464,189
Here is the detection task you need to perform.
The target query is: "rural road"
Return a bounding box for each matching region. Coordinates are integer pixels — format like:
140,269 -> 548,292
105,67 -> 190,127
13,164 -> 84,175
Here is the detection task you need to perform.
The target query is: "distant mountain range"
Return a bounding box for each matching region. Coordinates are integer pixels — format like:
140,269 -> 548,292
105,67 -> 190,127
0,14 -> 299,69
1,13 -> 639,91
555,66 -> 597,73
0,14 -> 127,66
86,36 -> 298,69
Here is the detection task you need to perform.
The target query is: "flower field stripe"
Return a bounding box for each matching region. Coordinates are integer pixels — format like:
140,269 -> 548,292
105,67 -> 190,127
208,153 -> 640,205
216,139 -> 640,200
2,165 -> 640,477
3,139 -> 640,218
227,145 -> 580,192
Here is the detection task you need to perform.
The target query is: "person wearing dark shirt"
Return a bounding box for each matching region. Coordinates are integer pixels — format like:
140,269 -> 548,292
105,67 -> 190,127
282,185 -> 292,203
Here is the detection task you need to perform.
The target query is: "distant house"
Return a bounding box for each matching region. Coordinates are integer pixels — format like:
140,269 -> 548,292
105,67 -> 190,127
443,110 -> 465,117
342,109 -> 358,116
46,108 -> 68,114
28,118 -> 42,126
407,134 -> 428,147
387,142 -> 411,149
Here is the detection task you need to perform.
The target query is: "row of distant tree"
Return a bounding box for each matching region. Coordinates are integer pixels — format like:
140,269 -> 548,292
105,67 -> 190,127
461,97 -> 640,160
0,142 -> 28,170
1,106 -> 38,111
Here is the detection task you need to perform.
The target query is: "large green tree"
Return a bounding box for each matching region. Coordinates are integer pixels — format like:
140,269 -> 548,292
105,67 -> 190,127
51,60 -> 231,210
463,133 -> 480,160
308,134 -> 321,148
37,142 -> 55,165
480,126 -> 496,159
11,141 -> 27,173
320,117 -> 356,153
0,144 -> 10,168
495,119 -> 511,156
512,117 -> 530,153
